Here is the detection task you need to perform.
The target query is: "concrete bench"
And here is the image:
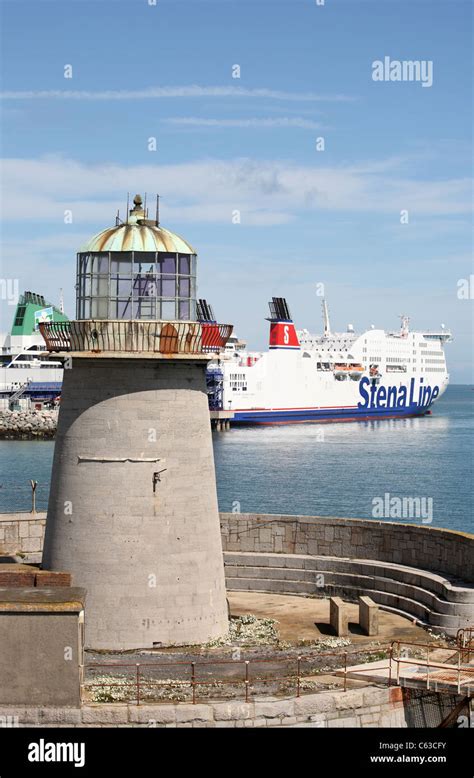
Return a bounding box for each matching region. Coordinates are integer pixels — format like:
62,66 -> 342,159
359,595 -> 379,636
329,596 -> 349,636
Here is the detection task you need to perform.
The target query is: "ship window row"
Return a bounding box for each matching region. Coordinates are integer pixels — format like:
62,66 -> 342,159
423,358 -> 445,364
421,350 -> 442,356
386,365 -> 407,372
424,367 -> 446,373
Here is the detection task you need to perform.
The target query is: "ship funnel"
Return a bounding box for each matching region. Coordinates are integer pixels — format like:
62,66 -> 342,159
267,297 -> 300,350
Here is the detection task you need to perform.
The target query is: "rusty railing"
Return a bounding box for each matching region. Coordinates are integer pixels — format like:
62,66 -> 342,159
83,649 -> 381,706
39,320 -> 233,355
457,628 -> 474,661
388,640 -> 474,696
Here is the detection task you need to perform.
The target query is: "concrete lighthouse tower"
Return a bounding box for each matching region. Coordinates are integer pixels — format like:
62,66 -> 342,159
41,195 -> 231,649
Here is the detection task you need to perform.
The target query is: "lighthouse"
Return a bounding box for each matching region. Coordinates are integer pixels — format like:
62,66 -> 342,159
40,195 -> 231,649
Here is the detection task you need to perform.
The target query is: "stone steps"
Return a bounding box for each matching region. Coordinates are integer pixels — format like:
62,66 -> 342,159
224,552 -> 474,636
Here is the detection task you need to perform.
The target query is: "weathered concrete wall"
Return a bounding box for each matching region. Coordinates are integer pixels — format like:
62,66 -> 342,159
2,512 -> 472,636
42,358 -> 228,650
0,513 -> 46,556
4,512 -> 472,583
0,588 -> 85,707
220,514 -> 474,582
0,686 -> 412,728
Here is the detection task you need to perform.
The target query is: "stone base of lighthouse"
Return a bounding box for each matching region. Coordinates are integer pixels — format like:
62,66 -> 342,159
42,356 -> 229,650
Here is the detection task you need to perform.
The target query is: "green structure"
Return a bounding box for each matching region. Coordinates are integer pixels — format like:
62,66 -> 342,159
11,292 -> 68,337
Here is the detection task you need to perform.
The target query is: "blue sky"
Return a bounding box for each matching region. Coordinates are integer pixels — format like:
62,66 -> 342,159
0,0 -> 472,380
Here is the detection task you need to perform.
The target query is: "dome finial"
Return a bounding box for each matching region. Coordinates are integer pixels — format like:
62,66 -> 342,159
132,194 -> 143,209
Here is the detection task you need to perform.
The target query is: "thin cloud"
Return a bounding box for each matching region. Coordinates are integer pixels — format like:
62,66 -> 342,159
0,85 -> 355,102
1,155 -> 471,225
165,117 -> 324,129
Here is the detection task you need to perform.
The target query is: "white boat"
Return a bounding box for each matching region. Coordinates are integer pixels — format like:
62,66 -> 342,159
207,298 -> 451,425
0,292 -> 66,408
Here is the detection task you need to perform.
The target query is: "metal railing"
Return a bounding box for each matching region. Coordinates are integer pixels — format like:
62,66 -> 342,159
39,320 -> 233,355
457,628 -> 474,661
389,640 -> 474,696
83,649 -> 388,705
8,381 -> 31,409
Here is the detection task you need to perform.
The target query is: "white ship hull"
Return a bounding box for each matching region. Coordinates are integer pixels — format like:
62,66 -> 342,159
210,301 -> 451,425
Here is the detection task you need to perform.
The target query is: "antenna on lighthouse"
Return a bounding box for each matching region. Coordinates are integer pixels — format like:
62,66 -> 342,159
322,298 -> 331,337
155,194 -> 160,226
59,288 -> 64,314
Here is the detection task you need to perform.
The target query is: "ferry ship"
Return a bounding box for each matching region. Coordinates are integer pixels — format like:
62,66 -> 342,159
0,292 -> 66,408
206,297 -> 451,425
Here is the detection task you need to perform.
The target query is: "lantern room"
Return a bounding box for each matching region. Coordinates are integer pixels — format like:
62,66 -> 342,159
76,195 -> 197,321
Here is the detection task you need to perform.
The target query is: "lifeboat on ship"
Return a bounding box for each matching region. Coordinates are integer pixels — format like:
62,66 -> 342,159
349,363 -> 365,380
333,363 -> 351,380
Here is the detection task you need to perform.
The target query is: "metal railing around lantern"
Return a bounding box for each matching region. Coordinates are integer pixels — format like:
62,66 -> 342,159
39,320 -> 233,355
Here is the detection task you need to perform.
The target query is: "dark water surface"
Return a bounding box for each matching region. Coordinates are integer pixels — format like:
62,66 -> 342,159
1,386 -> 472,533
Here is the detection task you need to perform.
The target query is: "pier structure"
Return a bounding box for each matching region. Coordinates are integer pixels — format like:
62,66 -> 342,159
40,194 -> 233,649
210,410 -> 234,431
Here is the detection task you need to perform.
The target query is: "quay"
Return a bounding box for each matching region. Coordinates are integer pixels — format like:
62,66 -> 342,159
210,409 -> 234,431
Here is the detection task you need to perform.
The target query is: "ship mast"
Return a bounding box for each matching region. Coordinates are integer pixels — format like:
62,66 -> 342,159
322,298 -> 331,337
399,314 -> 410,338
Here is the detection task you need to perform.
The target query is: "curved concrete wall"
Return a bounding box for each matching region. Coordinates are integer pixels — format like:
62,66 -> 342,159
221,514 -> 474,635
43,358 -> 228,650
220,514 -> 474,582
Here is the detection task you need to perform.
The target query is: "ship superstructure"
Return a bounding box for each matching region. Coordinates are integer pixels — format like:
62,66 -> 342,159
208,298 -> 451,424
0,292 -> 67,406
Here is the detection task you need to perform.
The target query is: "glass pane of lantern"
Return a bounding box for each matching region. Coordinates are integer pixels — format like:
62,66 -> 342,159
135,298 -> 155,318
178,300 -> 190,319
161,300 -> 176,320
178,278 -> 190,296
134,251 -> 157,264
133,274 -> 155,296
117,299 -> 132,318
162,276 -> 175,296
111,253 -> 133,273
179,255 -> 190,274
97,254 -> 109,274
91,276 -> 110,297
160,254 -> 176,274
79,254 -> 90,274
91,298 -> 108,318
110,277 -> 130,296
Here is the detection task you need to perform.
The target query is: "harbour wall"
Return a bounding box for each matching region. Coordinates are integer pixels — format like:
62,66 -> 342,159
3,511 -> 472,581
219,514 -> 474,636
0,410 -> 58,439
1,512 -> 473,635
0,687 -> 440,728
219,513 -> 474,583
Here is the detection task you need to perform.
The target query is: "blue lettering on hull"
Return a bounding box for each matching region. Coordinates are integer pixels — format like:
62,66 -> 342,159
357,377 -> 439,410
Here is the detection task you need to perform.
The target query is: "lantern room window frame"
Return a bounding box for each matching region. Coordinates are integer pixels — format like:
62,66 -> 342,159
76,250 -> 197,321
